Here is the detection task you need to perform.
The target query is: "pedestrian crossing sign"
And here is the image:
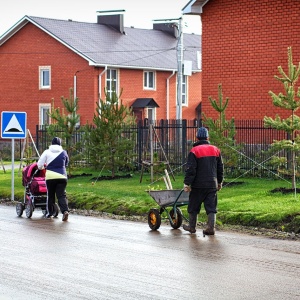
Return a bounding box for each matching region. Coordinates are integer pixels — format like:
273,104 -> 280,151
1,111 -> 27,139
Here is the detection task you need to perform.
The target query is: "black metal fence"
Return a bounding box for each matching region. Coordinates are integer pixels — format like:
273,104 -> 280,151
228,120 -> 287,177
32,119 -> 288,177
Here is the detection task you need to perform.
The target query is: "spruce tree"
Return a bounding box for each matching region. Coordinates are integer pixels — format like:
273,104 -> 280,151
264,47 -> 300,189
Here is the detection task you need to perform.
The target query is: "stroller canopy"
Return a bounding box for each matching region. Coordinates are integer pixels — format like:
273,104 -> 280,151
22,162 -> 45,187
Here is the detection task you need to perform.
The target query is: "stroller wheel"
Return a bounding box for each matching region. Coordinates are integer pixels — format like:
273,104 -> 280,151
25,203 -> 33,218
16,202 -> 25,217
53,203 -> 59,218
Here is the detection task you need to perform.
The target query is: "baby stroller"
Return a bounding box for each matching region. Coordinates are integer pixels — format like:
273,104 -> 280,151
16,162 -> 59,218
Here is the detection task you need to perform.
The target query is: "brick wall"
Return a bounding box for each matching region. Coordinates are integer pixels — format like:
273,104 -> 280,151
0,23 -> 96,133
201,0 -> 300,121
119,69 -> 201,120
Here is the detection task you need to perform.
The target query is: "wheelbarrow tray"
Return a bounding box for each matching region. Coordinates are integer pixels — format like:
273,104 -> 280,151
147,189 -> 189,207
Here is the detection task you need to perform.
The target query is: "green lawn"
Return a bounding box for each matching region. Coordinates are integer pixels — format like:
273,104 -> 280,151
1,166 -> 300,232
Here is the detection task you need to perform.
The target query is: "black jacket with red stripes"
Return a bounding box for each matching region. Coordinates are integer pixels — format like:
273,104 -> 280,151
184,140 -> 224,189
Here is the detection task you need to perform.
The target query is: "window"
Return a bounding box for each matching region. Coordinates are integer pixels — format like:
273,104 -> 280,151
182,75 -> 187,106
106,68 -> 118,100
144,71 -> 155,90
176,74 -> 188,106
39,104 -> 51,125
39,66 -> 51,89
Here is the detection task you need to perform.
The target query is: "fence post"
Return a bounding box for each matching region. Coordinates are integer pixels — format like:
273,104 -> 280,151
36,125 -> 39,152
137,120 -> 143,171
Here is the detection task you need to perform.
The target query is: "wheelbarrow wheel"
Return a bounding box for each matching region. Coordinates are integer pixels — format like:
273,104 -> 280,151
170,207 -> 183,229
148,208 -> 161,230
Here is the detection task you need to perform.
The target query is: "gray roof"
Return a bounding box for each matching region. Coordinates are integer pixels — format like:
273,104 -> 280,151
0,15 -> 201,72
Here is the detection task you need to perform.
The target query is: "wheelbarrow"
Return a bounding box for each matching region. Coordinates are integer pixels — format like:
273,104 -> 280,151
147,189 -> 189,230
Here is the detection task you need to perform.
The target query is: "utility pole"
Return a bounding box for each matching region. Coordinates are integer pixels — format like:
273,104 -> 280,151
176,17 -> 183,120
175,17 -> 184,155
153,17 -> 183,120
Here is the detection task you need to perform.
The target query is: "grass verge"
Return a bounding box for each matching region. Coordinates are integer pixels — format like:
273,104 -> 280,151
1,167 -> 300,233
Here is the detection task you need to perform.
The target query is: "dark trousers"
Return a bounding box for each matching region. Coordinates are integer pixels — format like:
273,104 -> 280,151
46,179 -> 68,215
188,188 -> 218,215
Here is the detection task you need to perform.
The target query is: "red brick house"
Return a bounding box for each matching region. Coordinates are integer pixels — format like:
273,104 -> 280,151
183,0 -> 300,121
0,13 -> 201,135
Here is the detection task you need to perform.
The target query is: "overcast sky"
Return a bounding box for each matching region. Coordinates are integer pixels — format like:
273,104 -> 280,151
0,0 -> 201,37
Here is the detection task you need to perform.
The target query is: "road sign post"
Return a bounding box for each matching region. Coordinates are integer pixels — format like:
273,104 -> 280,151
1,111 -> 27,201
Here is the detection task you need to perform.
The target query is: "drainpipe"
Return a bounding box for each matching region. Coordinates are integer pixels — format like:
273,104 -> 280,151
74,70 -> 79,100
166,70 -> 175,119
99,66 -> 108,100
74,71 -> 80,127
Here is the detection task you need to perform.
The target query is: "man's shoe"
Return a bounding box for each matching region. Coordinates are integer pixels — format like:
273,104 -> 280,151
62,211 -> 69,221
44,214 -> 53,219
183,224 -> 196,234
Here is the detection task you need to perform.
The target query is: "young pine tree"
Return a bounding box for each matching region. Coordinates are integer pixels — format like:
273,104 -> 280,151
264,46 -> 300,189
85,88 -> 136,177
203,84 -> 237,174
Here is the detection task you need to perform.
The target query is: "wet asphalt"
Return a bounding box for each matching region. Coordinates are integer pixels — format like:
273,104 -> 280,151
0,205 -> 300,299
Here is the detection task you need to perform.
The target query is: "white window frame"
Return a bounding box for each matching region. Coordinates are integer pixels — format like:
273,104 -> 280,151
106,68 -> 118,100
143,70 -> 156,90
39,66 -> 51,89
39,103 -> 51,125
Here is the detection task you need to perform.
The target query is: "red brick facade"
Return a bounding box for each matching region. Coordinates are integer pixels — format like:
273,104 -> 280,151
201,0 -> 300,121
0,22 -> 201,135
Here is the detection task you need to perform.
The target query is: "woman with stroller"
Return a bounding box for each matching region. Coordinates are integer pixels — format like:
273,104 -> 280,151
37,137 -> 69,221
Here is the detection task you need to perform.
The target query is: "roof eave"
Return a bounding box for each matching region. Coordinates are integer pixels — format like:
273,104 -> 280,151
90,63 -> 201,73
182,0 -> 209,15
0,17 -> 29,46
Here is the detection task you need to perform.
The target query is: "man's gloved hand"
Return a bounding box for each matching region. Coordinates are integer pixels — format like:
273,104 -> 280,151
217,183 -> 222,191
183,184 -> 191,192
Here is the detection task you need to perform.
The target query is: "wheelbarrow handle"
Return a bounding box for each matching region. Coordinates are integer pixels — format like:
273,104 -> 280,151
173,189 -> 185,205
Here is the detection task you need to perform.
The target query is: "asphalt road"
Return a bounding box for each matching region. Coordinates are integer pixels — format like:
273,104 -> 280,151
0,205 -> 300,300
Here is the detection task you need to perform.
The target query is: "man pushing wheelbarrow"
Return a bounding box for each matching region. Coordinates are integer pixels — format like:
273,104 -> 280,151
182,127 -> 224,235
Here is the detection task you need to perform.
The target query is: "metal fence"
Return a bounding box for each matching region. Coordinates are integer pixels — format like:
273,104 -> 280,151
32,119 -> 288,177
228,120 -> 287,177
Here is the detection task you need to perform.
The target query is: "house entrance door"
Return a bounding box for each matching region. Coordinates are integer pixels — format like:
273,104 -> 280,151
133,109 -> 143,123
